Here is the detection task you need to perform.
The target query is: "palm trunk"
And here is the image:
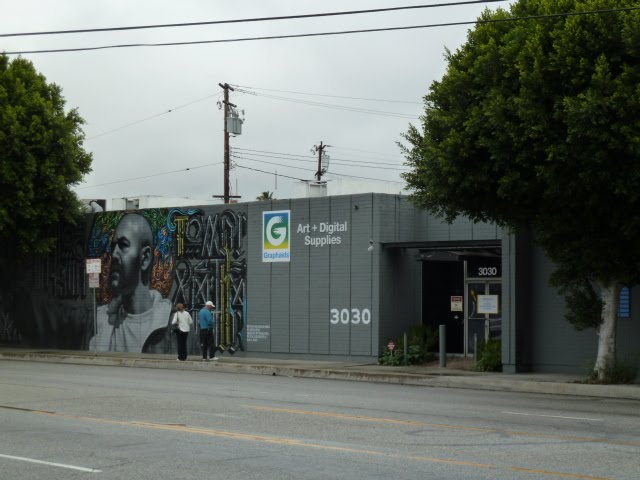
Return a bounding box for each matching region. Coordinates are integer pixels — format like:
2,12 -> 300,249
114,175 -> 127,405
594,282 -> 621,381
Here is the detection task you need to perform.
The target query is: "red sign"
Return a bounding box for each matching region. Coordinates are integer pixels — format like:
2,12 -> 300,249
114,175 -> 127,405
387,341 -> 395,352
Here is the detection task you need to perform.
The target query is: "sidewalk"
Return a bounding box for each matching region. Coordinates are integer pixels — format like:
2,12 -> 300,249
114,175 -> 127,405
1,348 -> 639,401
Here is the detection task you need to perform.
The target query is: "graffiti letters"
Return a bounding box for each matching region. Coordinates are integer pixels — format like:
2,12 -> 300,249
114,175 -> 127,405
172,210 -> 247,353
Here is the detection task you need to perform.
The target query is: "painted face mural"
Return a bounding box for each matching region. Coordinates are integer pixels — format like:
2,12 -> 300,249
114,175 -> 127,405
109,214 -> 151,296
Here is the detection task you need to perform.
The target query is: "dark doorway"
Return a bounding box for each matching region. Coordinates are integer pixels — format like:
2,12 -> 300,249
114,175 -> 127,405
422,260 -> 464,354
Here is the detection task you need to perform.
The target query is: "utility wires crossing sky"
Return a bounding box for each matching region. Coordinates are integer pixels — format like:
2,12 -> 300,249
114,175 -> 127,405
6,6 -> 639,55
1,1 -> 507,37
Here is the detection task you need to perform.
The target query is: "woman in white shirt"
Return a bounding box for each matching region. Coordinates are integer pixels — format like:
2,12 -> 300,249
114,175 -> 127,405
171,303 -> 194,361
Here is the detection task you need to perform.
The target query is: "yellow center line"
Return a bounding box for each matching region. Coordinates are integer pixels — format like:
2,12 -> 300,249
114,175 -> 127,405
247,405 -> 640,448
4,406 -> 611,480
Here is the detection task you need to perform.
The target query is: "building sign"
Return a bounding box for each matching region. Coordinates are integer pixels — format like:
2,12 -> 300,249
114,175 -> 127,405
246,324 -> 270,342
467,259 -> 501,278
85,258 -> 101,273
296,221 -> 348,247
263,210 -> 291,262
477,295 -> 499,314
450,296 -> 463,312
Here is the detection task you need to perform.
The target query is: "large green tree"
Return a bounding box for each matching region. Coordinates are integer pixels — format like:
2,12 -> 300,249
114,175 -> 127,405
0,54 -> 92,254
402,0 -> 640,380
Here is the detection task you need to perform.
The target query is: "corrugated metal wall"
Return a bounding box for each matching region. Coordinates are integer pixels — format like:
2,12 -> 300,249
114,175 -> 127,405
246,194 -> 377,357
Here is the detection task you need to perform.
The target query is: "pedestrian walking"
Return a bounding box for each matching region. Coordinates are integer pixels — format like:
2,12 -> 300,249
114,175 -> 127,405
171,303 -> 193,361
198,301 -> 217,360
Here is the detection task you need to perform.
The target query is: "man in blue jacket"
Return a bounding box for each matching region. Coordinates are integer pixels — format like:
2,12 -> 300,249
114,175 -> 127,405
198,301 -> 217,360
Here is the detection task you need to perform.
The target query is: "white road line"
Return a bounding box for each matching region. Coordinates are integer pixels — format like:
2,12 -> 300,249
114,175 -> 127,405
502,411 -> 603,422
0,453 -> 101,473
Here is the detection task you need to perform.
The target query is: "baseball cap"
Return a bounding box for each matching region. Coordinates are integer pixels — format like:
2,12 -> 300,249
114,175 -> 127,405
205,301 -> 214,307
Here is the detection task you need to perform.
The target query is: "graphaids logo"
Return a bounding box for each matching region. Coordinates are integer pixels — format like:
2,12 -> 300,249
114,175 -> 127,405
263,210 -> 291,262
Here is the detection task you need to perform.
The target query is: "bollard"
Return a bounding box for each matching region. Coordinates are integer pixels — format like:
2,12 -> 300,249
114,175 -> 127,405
403,332 -> 408,365
473,333 -> 478,364
439,324 -> 446,368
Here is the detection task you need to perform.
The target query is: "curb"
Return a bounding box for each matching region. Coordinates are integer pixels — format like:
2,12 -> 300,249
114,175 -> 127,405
2,352 -> 639,401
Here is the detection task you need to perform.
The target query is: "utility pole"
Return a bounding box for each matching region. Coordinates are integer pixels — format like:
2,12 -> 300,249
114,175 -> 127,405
219,82 -> 235,204
313,142 -> 329,181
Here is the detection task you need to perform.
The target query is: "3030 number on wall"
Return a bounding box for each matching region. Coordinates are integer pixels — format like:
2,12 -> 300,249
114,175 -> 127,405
329,308 -> 371,325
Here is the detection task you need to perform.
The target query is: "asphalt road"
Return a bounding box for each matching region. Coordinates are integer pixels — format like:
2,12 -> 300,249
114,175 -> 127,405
0,361 -> 638,480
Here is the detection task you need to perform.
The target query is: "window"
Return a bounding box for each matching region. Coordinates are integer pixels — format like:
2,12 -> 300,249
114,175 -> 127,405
618,287 -> 631,318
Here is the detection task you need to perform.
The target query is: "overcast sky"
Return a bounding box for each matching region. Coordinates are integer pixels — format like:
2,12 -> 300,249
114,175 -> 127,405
2,0 -> 514,205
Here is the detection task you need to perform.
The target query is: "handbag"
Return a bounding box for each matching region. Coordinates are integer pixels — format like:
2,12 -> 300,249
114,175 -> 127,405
171,313 -> 181,332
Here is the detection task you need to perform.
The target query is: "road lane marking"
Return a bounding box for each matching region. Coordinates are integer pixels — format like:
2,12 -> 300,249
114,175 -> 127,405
502,412 -> 603,422
183,411 -> 242,418
1,406 -> 611,480
0,453 -> 101,473
246,405 -> 639,447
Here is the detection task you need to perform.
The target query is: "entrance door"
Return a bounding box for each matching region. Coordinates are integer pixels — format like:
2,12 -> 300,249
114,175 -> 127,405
465,281 -> 502,356
422,261 -> 464,354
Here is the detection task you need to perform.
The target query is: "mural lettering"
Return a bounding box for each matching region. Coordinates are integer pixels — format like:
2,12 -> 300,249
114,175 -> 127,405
173,210 -> 247,354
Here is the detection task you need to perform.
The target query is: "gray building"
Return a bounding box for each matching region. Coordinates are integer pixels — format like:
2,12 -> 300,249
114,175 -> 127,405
1,193 -> 637,373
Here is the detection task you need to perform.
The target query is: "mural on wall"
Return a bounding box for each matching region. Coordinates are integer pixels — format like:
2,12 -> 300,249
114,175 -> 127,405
2,206 -> 247,355
171,209 -> 247,354
86,208 -> 248,355
87,210 -> 176,353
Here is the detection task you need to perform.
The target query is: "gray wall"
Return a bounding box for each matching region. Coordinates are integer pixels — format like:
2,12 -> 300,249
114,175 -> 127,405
617,288 -> 640,370
527,243 -> 640,373
530,246 -> 597,373
372,195 -> 502,354
246,194 -> 377,358
502,231 -> 533,373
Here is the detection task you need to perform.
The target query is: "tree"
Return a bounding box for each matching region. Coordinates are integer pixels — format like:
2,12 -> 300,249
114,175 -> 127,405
256,191 -> 275,201
401,0 -> 640,380
0,54 -> 92,254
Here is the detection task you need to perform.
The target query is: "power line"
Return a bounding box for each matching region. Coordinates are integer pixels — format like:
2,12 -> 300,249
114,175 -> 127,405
234,158 -> 403,184
230,85 -> 421,105
0,1 -> 507,38
235,88 -> 418,119
232,148 -> 408,169
87,92 -> 223,140
86,82 -> 413,142
233,147 -> 315,159
231,154 -> 318,174
331,145 -> 406,159
231,154 -> 406,183
235,164 -> 305,181
75,162 -> 224,190
6,7 -> 639,55
325,172 -> 405,184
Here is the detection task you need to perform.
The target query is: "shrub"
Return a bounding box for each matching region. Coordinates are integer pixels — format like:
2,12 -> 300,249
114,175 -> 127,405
378,344 -> 404,366
379,337 -> 427,366
378,326 -> 440,366
586,359 -> 638,384
409,325 -> 437,349
474,338 -> 502,372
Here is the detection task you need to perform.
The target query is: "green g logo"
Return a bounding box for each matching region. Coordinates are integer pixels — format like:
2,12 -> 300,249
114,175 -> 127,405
263,210 -> 291,262
265,215 -> 288,247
